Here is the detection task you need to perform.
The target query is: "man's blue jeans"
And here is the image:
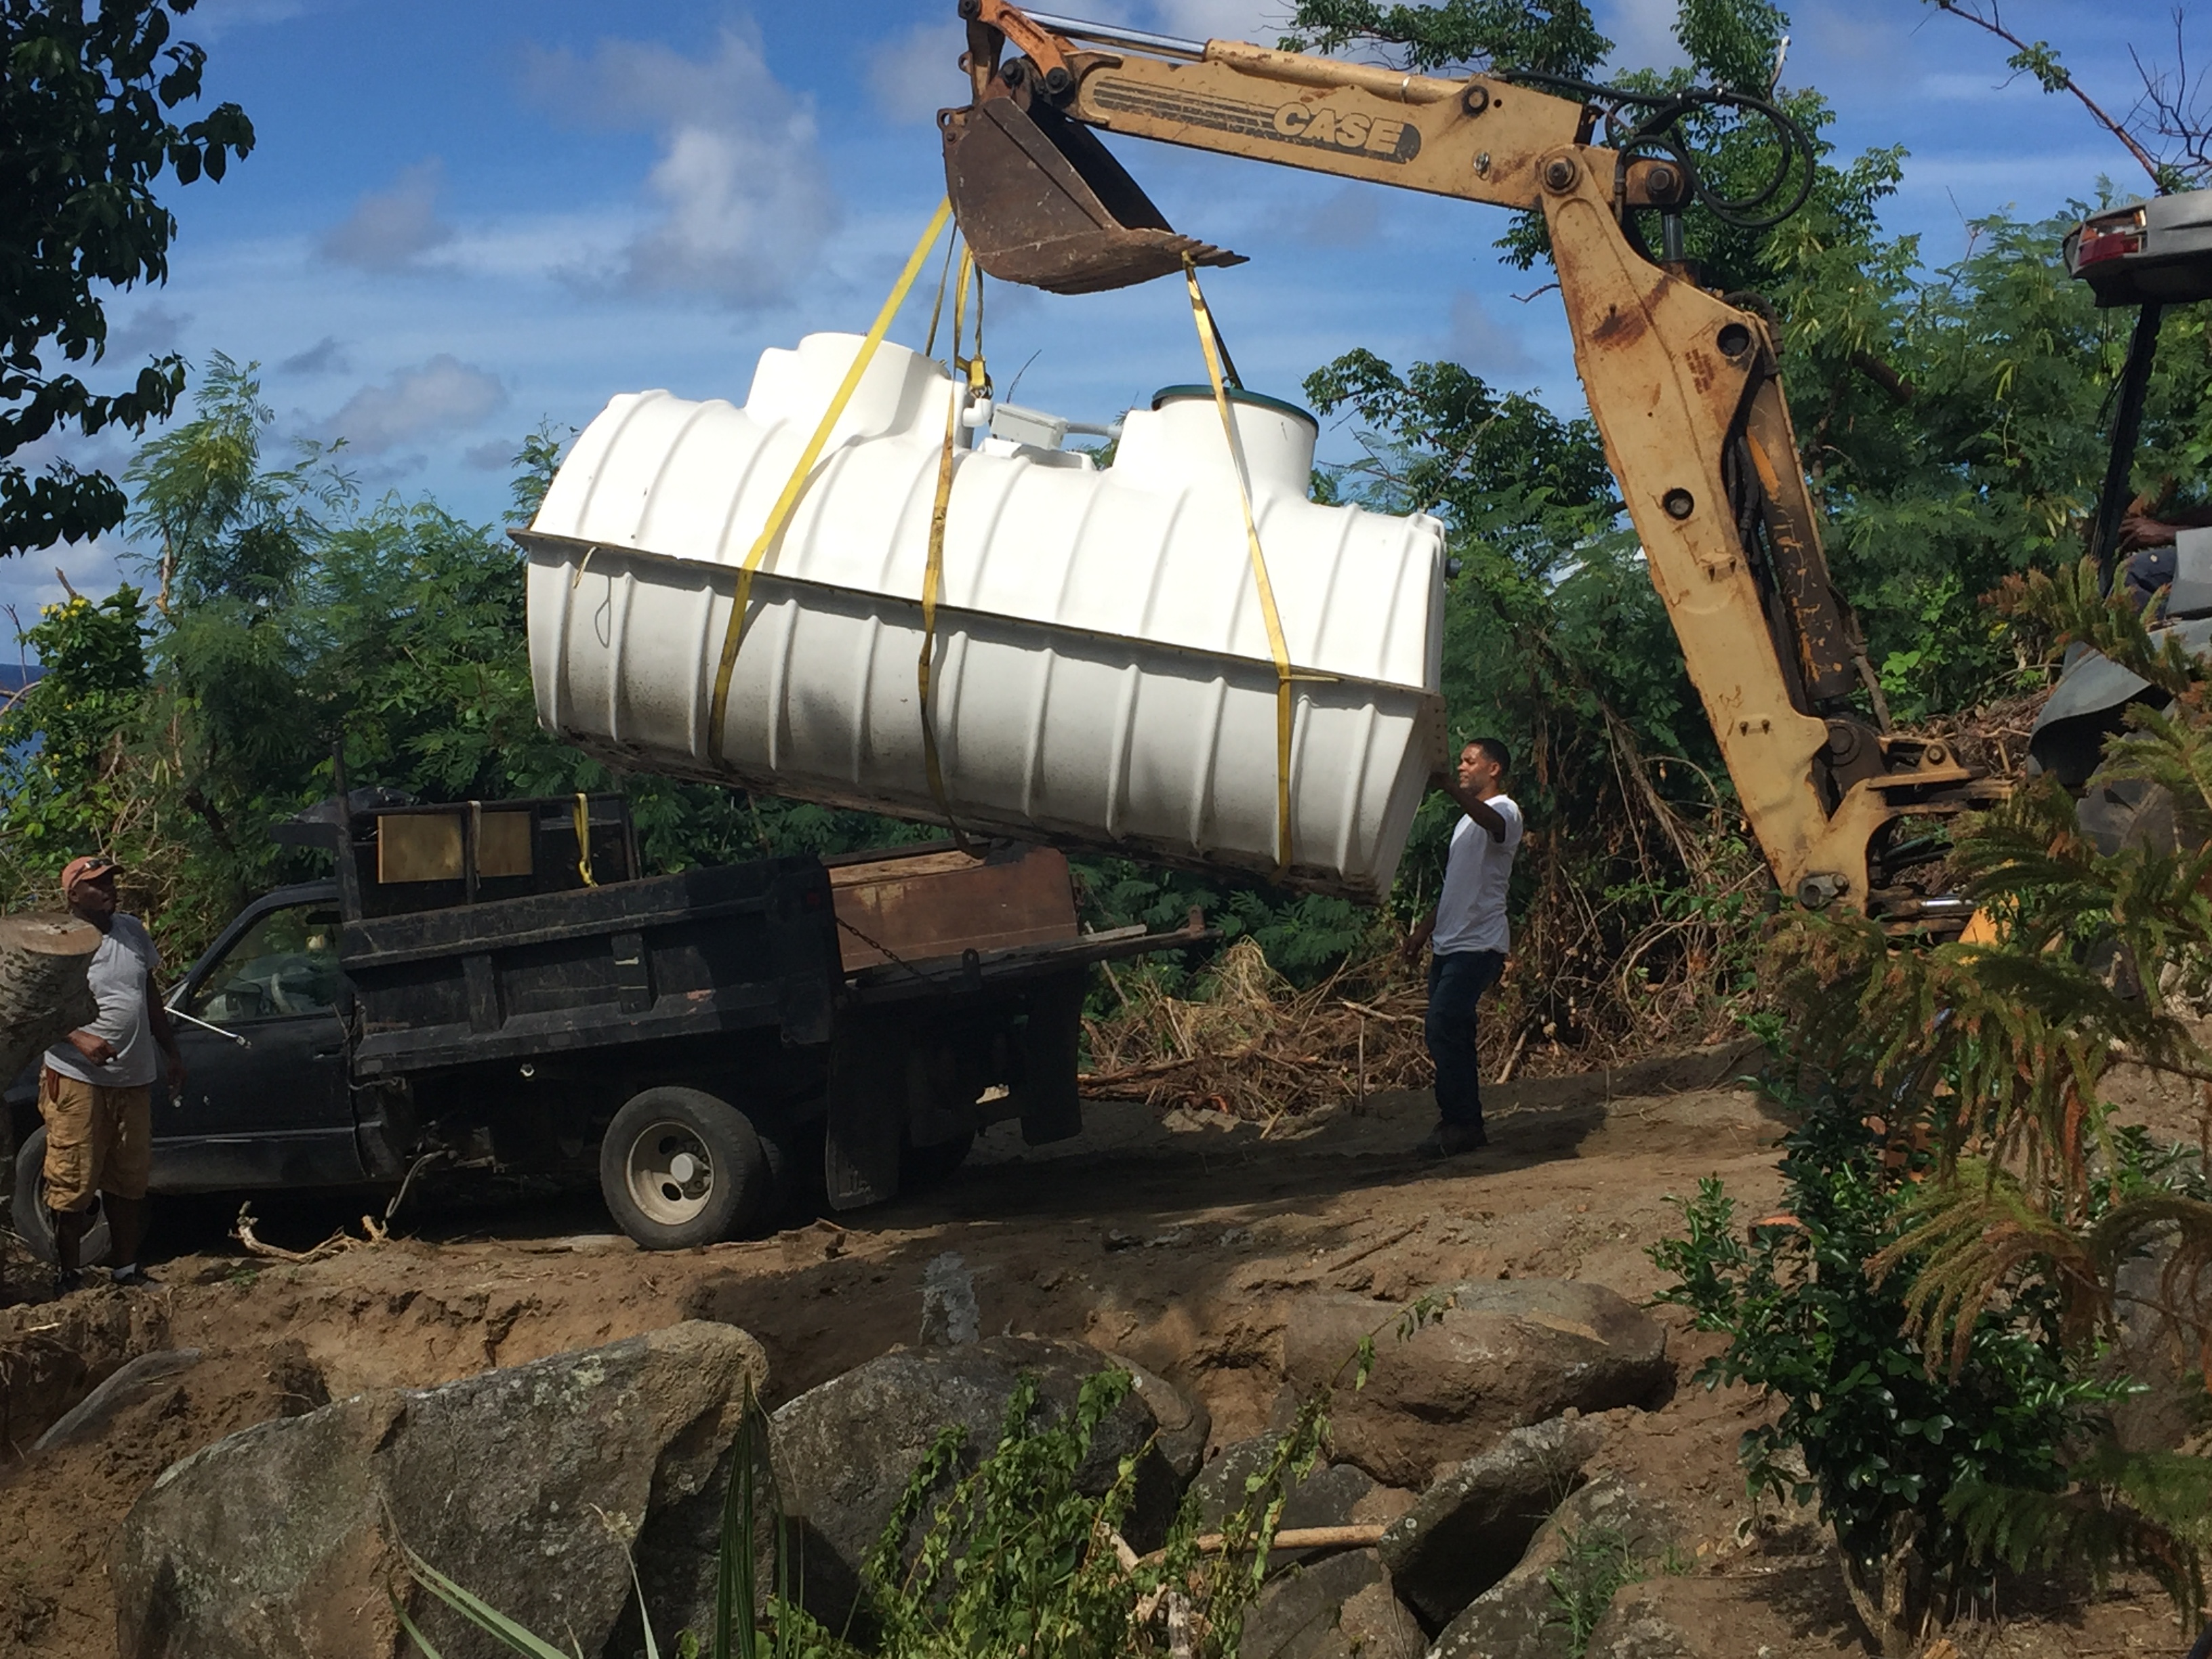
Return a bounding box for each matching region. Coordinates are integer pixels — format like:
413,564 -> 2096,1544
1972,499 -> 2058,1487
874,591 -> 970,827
1426,949 -> 1506,1127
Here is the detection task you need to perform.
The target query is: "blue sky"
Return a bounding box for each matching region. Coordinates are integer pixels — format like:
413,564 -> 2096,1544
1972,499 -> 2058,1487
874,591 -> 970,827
4,0 -> 2197,641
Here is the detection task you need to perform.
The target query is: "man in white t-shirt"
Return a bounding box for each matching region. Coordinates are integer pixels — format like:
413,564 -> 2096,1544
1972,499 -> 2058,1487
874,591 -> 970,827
1401,738 -> 1523,1158
39,855 -> 186,1294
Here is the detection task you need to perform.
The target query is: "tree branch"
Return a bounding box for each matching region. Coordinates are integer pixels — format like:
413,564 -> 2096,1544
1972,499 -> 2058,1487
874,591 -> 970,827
1933,0 -> 2168,185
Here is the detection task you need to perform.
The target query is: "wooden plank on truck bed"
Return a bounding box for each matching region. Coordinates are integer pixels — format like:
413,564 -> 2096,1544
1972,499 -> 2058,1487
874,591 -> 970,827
826,842 -> 1077,972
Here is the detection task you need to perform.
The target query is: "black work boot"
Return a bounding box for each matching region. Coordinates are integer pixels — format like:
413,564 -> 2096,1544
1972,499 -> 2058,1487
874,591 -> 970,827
1414,1121 -> 1490,1160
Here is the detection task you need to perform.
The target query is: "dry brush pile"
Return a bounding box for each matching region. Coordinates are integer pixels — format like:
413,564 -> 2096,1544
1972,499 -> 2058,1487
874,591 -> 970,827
1078,694 -> 2047,1126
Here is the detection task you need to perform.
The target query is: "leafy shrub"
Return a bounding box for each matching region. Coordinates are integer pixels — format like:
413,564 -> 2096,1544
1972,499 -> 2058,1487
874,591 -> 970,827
1650,1072 -> 2131,1653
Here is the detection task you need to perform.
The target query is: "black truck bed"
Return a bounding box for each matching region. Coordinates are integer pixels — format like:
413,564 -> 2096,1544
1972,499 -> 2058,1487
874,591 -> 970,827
343,854 -> 840,1077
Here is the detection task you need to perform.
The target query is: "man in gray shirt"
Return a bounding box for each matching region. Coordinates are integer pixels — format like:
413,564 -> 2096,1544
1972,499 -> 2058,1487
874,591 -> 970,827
40,855 -> 186,1293
1402,739 -> 1523,1158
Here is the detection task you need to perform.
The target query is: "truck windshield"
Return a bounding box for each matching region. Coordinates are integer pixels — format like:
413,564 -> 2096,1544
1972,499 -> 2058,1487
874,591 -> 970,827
190,904 -> 344,1023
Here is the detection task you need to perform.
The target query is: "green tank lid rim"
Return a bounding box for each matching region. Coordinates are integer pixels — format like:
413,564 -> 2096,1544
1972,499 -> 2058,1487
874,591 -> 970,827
1149,384 -> 1319,430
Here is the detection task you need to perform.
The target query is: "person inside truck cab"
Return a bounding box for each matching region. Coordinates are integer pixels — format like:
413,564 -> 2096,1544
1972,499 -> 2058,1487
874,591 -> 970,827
39,856 -> 186,1296
2118,484 -> 2212,610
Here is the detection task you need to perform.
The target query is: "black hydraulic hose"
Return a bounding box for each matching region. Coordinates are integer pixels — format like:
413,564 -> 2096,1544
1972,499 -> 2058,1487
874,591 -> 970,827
1495,71 -> 1820,231
2091,300 -> 2165,594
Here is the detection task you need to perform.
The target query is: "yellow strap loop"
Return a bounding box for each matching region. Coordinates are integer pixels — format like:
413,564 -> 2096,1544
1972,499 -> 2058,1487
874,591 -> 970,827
918,245 -> 985,853
706,198 -> 955,764
1183,255 -> 1296,877
572,793 -> 597,887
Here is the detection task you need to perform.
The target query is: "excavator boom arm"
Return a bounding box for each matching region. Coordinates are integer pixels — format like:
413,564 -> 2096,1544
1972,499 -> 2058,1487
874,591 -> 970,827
944,4 -> 1992,924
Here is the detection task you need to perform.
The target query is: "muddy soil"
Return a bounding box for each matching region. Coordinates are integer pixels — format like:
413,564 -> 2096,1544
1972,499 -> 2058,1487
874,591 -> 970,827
0,1049 -> 2198,1659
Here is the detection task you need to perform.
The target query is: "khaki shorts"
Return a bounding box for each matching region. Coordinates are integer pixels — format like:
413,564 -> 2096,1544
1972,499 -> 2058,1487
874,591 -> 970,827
38,1068 -> 152,1211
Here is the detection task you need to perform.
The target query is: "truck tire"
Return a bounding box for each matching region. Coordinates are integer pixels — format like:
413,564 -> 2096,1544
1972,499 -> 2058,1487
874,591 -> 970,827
903,1128 -> 975,1192
9,1126 -> 112,1267
600,1087 -> 769,1250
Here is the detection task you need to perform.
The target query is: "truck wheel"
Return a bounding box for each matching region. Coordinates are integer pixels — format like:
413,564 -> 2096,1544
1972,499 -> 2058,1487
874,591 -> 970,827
600,1087 -> 769,1250
903,1129 -> 975,1192
10,1126 -> 112,1267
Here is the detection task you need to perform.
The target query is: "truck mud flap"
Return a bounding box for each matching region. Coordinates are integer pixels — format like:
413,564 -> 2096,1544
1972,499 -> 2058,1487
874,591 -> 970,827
823,1010 -> 903,1211
1015,972 -> 1086,1146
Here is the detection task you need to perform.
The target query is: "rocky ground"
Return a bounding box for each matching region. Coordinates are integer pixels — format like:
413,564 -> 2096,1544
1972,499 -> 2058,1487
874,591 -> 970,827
0,1048 -> 2201,1658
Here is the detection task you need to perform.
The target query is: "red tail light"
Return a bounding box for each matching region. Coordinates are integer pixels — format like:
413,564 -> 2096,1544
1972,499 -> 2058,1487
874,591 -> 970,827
2077,209 -> 2147,266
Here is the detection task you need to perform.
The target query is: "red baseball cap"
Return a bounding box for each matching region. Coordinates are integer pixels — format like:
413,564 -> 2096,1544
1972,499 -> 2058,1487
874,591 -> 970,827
60,855 -> 123,895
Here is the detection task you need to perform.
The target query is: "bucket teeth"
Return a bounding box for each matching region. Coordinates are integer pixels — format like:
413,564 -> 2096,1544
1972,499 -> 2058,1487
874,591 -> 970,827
942,94 -> 1246,295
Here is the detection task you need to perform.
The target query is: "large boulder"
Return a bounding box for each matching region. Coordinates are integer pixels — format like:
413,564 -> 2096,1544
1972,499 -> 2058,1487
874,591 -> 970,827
1191,1434 -> 1376,1573
1282,1280 -> 1668,1486
1378,1414 -> 1603,1629
1235,1549 -> 1418,1659
766,1336 -> 1206,1635
113,1321 -> 769,1659
1431,1474 -> 1684,1659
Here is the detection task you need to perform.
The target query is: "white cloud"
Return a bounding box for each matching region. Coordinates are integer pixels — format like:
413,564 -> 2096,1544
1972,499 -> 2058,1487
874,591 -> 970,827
1444,291 -> 1536,377
320,160 -> 456,272
464,438 -> 516,471
1594,0 -> 1687,75
277,335 -> 350,377
317,355 -> 507,455
869,19 -> 966,126
525,26 -> 838,310
0,533 -> 138,642
105,302 -> 193,362
1143,0 -> 1290,42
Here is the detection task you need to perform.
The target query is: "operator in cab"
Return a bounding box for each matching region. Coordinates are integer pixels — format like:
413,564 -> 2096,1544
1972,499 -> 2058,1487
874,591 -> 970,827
1401,739 -> 1523,1160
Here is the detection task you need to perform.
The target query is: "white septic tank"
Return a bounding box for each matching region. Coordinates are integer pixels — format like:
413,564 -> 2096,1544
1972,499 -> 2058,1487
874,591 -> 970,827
521,333 -> 1448,901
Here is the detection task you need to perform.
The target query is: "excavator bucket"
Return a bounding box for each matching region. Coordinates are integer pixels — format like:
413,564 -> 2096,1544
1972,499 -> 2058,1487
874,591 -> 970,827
942,92 -> 1244,294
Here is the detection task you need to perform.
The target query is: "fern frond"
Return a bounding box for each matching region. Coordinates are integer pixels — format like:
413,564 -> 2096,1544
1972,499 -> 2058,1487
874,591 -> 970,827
1948,1446 -> 2212,1624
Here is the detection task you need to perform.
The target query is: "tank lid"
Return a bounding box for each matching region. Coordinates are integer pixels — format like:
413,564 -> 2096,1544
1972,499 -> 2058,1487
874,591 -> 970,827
1150,384 -> 1318,430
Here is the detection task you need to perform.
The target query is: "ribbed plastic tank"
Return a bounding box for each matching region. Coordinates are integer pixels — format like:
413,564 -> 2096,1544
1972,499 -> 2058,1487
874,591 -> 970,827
521,333 -> 1447,901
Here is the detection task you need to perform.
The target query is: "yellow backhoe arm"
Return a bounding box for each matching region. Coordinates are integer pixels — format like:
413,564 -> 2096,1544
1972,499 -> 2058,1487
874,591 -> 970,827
941,3 -> 1995,926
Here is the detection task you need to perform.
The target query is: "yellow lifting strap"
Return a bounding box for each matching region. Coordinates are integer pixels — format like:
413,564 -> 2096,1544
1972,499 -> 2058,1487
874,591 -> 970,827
917,242 -> 986,854
1183,255 -> 1297,877
572,792 -> 597,887
705,197 -> 955,764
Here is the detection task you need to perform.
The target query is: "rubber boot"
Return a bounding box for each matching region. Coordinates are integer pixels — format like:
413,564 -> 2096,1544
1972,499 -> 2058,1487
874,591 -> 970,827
50,1207 -> 89,1298
104,1193 -> 149,1284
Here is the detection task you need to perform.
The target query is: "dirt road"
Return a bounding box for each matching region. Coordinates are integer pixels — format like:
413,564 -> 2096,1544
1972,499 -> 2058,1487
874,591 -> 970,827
0,1054 -> 2190,1658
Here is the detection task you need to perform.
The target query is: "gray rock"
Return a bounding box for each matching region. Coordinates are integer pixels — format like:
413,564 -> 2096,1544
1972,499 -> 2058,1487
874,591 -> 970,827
919,1250 -> 980,1346
1327,1576 -> 1425,1659
112,1321 -> 768,1659
1111,1351 -> 1212,1486
1378,1415 -> 1601,1629
1193,1434 -> 1377,1572
1237,1549 -> 1385,1659
1282,1281 -> 1668,1488
1581,1580 -> 1706,1658
767,1335 -> 1204,1635
1431,1475 -> 1683,1659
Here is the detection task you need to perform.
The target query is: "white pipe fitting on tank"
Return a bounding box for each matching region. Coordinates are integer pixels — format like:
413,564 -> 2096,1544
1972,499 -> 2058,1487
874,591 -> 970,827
520,332 -> 1448,901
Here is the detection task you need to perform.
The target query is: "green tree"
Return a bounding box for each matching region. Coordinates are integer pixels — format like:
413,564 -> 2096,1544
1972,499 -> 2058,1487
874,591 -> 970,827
0,585 -> 155,894
3,0 -> 253,558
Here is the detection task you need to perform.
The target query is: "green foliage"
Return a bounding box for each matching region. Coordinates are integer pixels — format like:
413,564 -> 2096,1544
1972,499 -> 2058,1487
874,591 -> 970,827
1945,1442 -> 2212,1622
1688,554 -> 2212,1645
0,586 -> 153,895
1651,1099 -> 2127,1627
2,0 -> 253,556
1282,0 -> 1610,76
1543,1523 -> 1683,1656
